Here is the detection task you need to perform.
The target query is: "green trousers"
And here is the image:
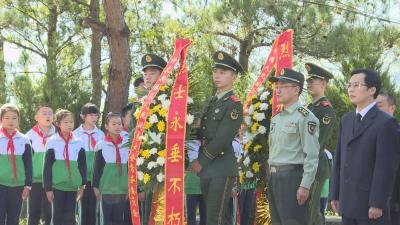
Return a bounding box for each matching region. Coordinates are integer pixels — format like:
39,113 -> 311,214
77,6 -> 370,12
267,168 -> 310,225
308,179 -> 325,225
200,176 -> 234,225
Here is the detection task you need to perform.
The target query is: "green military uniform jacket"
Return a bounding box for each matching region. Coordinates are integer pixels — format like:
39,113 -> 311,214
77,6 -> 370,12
197,90 -> 243,178
307,96 -> 336,181
269,101 -> 320,189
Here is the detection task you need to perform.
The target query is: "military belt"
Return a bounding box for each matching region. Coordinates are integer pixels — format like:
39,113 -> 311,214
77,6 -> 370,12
270,164 -> 302,173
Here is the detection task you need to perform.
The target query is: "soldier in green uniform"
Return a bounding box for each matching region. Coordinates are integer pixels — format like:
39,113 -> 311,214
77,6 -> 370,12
127,53 -> 167,225
267,68 -> 320,225
190,51 -> 244,225
305,63 -> 336,225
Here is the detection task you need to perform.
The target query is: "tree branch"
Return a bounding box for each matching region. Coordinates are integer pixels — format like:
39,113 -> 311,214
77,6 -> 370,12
2,37 -> 47,59
248,41 -> 273,51
9,4 -> 48,31
214,31 -> 241,42
83,18 -> 106,34
70,0 -> 90,8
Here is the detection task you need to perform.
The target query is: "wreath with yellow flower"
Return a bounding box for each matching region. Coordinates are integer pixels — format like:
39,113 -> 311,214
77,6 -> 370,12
132,78 -> 194,192
238,82 -> 273,186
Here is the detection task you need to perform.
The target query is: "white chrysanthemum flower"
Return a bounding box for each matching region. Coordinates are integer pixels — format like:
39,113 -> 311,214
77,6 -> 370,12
245,171 -> 254,178
137,171 -> 144,181
150,148 -> 158,155
187,97 -> 194,104
149,114 -> 159,124
243,131 -> 255,144
243,156 -> 250,166
137,157 -> 144,166
156,157 -> 165,166
260,91 -> 270,101
259,103 -> 269,110
244,116 -> 252,126
248,105 -> 254,115
162,100 -> 170,109
147,161 -> 158,170
258,125 -> 267,134
148,132 -> 162,144
167,78 -> 174,86
186,114 -> 194,125
157,94 -> 168,102
156,172 -> 165,182
255,113 -> 266,121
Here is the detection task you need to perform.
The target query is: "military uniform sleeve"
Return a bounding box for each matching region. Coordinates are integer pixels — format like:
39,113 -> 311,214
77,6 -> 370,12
317,107 -> 336,149
198,101 -> 243,167
299,114 -> 320,189
43,149 -> 56,191
78,148 -> 87,185
92,149 -> 105,188
23,143 -> 33,186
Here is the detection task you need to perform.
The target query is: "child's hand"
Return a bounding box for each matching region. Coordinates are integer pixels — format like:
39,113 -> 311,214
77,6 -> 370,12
46,191 -> 54,203
76,187 -> 84,202
93,187 -> 101,201
22,186 -> 31,200
138,192 -> 145,202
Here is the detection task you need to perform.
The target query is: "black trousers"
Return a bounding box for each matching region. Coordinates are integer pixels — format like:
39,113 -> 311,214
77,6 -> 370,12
238,188 -> 256,225
52,189 -> 77,225
0,185 -> 23,225
28,183 -> 51,225
79,182 -> 97,225
100,195 -> 126,225
342,216 -> 389,225
123,199 -> 132,225
267,168 -> 309,225
186,194 -> 206,225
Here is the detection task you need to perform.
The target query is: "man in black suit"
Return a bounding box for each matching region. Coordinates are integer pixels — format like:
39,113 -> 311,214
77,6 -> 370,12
376,91 -> 399,225
329,69 -> 400,225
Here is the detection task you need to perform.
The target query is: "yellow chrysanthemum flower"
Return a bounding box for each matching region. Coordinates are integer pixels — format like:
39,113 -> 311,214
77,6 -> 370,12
251,123 -> 259,133
254,102 -> 261,110
153,104 -> 161,112
269,97 -> 274,105
239,171 -> 244,184
160,86 -> 167,91
252,162 -> 260,173
143,173 -> 151,184
253,144 -> 262,152
158,150 -> 166,158
159,108 -> 168,117
157,121 -> 166,132
244,142 -> 252,152
134,109 -> 140,119
144,122 -> 152,129
141,149 -> 151,159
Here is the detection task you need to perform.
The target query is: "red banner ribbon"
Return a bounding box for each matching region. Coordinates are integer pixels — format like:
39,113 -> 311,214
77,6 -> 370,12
164,40 -> 191,225
128,38 -> 192,225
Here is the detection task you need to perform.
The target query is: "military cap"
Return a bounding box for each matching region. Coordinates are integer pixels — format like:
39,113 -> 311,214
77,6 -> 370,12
213,51 -> 244,74
141,54 -> 167,71
305,63 -> 333,80
269,68 -> 304,86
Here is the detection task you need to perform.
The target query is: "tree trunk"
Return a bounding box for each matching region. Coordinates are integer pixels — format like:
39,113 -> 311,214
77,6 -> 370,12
0,37 -> 6,103
239,39 -> 250,73
103,0 -> 131,116
44,1 -> 60,108
89,0 -> 103,107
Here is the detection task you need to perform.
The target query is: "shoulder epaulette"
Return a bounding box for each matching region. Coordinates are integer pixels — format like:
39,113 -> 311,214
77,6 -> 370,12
320,101 -> 330,107
298,107 -> 309,117
228,95 -> 240,102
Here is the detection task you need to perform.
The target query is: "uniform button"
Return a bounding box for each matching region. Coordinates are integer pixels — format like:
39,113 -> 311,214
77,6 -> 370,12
213,117 -> 216,120
202,127 -> 206,130
221,152 -> 224,155
204,116 -> 207,120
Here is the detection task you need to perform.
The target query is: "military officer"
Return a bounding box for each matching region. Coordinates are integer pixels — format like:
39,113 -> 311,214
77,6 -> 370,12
190,51 -> 244,225
305,63 -> 336,225
267,68 -> 320,225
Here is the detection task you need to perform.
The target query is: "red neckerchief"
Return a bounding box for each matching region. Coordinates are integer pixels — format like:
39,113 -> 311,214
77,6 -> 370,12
2,128 -> 18,180
59,131 -> 73,175
122,127 -> 128,132
105,133 -> 123,175
83,130 -> 97,150
32,124 -> 51,145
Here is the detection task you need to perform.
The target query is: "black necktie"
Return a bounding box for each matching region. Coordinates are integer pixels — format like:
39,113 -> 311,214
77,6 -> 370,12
353,113 -> 362,134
